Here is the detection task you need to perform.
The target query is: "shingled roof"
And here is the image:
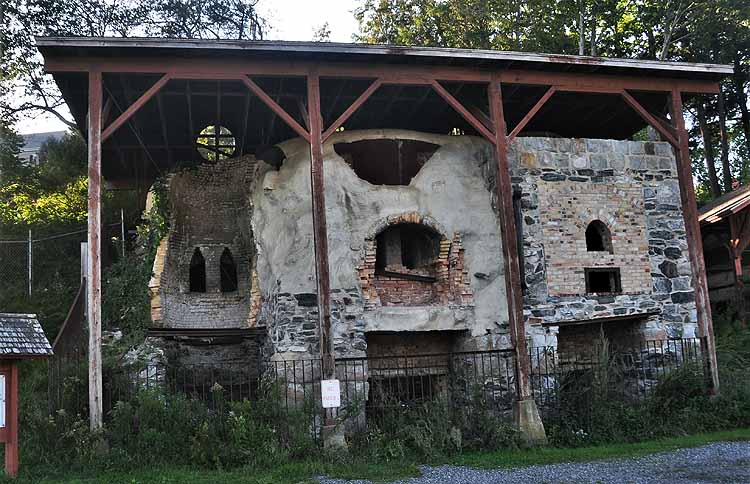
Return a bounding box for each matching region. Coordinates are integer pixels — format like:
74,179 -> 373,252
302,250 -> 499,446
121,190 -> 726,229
0,313 -> 53,358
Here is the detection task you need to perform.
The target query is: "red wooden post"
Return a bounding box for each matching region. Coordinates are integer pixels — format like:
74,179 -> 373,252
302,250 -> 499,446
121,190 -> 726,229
0,363 -> 18,477
670,90 -> 720,393
307,68 -> 335,381
488,80 -> 546,444
88,70 -> 104,430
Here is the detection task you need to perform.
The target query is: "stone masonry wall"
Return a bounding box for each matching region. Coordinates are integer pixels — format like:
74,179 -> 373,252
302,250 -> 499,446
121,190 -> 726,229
509,137 -> 698,348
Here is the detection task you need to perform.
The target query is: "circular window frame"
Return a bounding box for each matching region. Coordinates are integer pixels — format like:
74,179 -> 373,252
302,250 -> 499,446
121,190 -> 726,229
196,125 -> 236,161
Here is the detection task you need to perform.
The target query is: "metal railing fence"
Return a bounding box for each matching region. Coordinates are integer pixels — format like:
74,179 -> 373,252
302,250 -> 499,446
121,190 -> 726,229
47,337 -> 708,429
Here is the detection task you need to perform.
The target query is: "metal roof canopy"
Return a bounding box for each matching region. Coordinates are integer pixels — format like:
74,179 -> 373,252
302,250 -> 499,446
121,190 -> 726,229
37,37 -> 732,185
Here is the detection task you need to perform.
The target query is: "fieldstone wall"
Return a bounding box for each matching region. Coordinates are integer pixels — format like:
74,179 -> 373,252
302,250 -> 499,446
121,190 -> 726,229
509,137 -> 698,348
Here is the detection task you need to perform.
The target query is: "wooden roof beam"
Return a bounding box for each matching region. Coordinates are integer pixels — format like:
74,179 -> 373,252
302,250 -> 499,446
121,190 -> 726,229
43,57 -> 722,94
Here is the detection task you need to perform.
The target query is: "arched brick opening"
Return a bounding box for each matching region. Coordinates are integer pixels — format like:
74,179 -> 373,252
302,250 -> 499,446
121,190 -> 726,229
220,248 -> 238,293
358,213 -> 473,308
189,248 -> 206,293
586,220 -> 613,253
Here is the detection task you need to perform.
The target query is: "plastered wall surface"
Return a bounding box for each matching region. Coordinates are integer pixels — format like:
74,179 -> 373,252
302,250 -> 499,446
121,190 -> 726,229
253,130 -> 511,358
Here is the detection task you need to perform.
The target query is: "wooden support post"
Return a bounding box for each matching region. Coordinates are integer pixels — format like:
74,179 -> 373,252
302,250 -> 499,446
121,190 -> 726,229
1,363 -> 19,477
670,90 -> 720,394
307,69 -> 334,381
88,70 -> 104,430
488,81 -> 546,444
728,213 -> 749,323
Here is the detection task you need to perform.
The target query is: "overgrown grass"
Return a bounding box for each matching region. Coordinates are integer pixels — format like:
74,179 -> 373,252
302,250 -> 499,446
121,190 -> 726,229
5,428 -> 749,483
6,318 -> 750,482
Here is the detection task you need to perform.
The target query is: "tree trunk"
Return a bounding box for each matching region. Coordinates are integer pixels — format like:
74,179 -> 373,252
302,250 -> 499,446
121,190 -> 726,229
578,7 -> 585,56
734,57 -> 750,160
697,102 -> 722,198
589,9 -> 597,56
718,87 -> 732,192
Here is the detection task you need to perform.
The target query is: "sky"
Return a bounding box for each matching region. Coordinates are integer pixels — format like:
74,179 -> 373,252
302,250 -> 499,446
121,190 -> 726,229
16,0 -> 361,135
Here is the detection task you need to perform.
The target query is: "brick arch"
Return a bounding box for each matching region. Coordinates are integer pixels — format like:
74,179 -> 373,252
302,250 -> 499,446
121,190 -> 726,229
357,212 -> 473,308
364,212 -> 447,241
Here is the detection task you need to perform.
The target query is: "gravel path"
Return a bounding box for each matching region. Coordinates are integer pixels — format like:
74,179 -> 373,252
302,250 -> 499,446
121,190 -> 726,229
318,441 -> 750,484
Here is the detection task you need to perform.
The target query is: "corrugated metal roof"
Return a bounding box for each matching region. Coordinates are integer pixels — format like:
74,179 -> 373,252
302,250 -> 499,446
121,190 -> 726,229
0,313 -> 53,358
35,37 -> 733,80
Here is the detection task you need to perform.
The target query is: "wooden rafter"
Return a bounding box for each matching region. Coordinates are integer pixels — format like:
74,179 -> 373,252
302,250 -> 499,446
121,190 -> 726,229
241,76 -> 310,142
621,90 -> 678,147
155,92 -> 171,165
507,86 -> 556,143
322,79 -> 382,142
430,80 -> 495,142
102,73 -> 171,142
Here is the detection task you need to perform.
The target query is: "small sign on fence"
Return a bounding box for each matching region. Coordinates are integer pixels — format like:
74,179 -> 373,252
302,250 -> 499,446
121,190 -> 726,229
321,379 -> 341,408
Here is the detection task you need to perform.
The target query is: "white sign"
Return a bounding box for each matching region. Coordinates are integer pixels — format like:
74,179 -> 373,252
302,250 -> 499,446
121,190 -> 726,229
0,374 -> 5,428
321,379 -> 341,409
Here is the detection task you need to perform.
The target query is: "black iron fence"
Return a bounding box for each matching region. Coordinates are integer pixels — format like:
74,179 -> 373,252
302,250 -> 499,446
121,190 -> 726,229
48,337 -> 708,427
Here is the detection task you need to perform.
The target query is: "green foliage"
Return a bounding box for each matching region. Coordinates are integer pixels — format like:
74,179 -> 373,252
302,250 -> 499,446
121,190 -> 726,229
546,331 -> 750,447
349,393 -> 518,462
103,177 -> 170,349
37,132 -> 88,189
0,177 -> 88,227
0,122 -> 25,180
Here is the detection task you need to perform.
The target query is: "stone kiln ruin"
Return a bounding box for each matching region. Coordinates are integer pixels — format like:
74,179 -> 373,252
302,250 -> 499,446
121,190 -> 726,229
147,129 -> 697,373
39,37 -> 728,437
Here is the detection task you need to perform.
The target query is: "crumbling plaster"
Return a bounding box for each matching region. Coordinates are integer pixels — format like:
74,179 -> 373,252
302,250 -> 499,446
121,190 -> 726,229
253,129 -> 511,356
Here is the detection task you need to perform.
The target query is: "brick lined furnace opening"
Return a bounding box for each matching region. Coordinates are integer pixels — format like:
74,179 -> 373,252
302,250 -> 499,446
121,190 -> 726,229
358,213 -> 474,308
373,223 -> 440,305
585,268 -> 622,294
334,139 -> 439,185
556,318 -> 647,362
365,331 -> 461,418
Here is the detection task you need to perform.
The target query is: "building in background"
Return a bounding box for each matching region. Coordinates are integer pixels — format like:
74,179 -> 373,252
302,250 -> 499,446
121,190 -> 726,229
19,131 -> 65,165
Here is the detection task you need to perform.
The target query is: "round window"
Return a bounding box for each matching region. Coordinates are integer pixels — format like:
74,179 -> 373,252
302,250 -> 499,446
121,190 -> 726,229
196,125 -> 236,161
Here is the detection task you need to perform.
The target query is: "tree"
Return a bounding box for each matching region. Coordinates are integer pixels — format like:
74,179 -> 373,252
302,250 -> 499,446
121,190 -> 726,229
355,0 -> 750,202
0,122 -> 27,183
313,22 -> 332,42
0,0 -> 267,132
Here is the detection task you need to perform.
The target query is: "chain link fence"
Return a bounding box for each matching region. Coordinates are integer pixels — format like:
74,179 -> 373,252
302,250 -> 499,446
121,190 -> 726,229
0,223 -> 123,299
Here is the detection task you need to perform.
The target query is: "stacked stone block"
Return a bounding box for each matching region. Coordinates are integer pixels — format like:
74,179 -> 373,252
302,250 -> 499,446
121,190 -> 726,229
507,137 -> 698,347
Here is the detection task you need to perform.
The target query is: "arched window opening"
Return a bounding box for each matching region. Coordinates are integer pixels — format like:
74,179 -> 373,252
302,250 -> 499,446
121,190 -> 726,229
334,139 -> 439,185
375,223 -> 440,278
586,220 -> 613,253
220,248 -> 238,293
189,248 -> 206,293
